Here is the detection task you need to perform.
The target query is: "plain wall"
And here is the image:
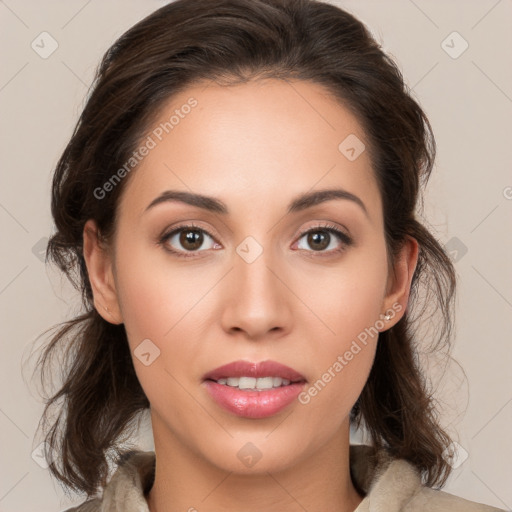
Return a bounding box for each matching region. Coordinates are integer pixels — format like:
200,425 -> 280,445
0,1 -> 511,510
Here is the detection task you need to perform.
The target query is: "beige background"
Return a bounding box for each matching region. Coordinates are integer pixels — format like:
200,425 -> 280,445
0,1 -> 511,511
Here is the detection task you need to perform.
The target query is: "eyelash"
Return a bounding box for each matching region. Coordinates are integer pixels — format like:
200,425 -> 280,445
158,222 -> 353,259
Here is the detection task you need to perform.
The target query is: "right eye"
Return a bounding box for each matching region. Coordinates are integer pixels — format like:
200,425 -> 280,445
159,223 -> 221,258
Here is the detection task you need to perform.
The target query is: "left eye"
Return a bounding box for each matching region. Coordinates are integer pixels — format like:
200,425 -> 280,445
295,226 -> 352,253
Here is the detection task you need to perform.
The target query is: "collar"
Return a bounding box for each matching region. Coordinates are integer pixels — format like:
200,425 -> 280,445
98,445 -> 422,512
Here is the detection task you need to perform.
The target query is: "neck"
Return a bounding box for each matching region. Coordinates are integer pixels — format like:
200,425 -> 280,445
146,413 -> 364,512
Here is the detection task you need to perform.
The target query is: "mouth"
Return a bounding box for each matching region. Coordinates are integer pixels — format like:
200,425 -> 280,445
202,360 -> 307,419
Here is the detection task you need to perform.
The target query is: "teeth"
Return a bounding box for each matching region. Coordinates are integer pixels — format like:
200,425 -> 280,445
256,376 -> 274,389
238,377 -> 257,389
216,376 -> 292,390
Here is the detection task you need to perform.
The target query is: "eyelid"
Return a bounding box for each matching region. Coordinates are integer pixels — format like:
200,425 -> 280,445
159,221 -> 218,241
295,222 -> 352,244
158,221 -> 219,256
293,222 -> 353,257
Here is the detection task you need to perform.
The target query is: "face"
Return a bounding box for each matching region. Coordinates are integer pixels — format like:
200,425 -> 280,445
85,78 -> 415,474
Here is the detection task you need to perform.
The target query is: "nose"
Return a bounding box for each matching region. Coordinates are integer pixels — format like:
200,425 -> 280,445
219,244 -> 292,341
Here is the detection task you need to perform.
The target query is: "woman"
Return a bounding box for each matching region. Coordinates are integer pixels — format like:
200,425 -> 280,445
35,0 -> 505,510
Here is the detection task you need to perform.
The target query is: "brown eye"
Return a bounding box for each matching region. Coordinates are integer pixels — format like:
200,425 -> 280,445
160,224 -> 218,256
295,224 -> 353,255
179,229 -> 204,251
306,231 -> 330,251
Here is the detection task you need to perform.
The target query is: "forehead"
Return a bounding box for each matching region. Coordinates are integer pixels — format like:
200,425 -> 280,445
118,78 -> 381,223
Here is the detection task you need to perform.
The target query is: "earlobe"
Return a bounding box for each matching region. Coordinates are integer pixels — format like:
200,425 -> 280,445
82,219 -> 123,325
380,235 -> 419,330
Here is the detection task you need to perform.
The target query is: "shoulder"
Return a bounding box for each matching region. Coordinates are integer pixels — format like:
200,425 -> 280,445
61,498 -> 101,512
60,450 -> 155,512
351,446 -> 505,512
407,486 -> 505,511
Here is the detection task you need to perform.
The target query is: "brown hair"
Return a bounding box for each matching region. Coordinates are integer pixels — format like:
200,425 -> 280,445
35,0 -> 456,498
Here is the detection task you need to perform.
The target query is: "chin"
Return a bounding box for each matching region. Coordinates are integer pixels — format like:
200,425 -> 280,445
192,429 -> 317,476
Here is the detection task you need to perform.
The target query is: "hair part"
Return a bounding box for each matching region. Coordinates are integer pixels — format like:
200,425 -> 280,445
35,0 -> 456,497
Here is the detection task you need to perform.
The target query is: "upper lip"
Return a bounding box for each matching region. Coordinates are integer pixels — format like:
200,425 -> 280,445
203,360 -> 307,382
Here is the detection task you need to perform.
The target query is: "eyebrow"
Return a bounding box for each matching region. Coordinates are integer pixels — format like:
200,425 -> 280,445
144,188 -> 369,218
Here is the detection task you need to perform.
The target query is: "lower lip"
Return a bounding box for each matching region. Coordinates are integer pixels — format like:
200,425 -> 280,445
203,380 -> 306,419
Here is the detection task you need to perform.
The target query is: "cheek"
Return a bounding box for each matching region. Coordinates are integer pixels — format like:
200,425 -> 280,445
295,271 -> 382,425
114,237 -> 206,342
113,252 -> 202,420
294,241 -> 389,342
297,342 -> 375,436
292,243 -> 387,412
112,241 -> 217,392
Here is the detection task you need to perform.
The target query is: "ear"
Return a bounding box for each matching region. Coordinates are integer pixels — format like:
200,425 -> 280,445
83,219 -> 123,324
379,235 -> 419,331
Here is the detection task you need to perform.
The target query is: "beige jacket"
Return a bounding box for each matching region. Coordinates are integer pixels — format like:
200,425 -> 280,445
64,445 -> 505,511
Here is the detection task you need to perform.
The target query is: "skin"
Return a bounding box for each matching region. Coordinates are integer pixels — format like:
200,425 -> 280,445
83,78 -> 418,512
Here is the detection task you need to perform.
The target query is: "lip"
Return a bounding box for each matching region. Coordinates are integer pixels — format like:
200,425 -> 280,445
203,360 -> 306,382
202,360 -> 307,419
